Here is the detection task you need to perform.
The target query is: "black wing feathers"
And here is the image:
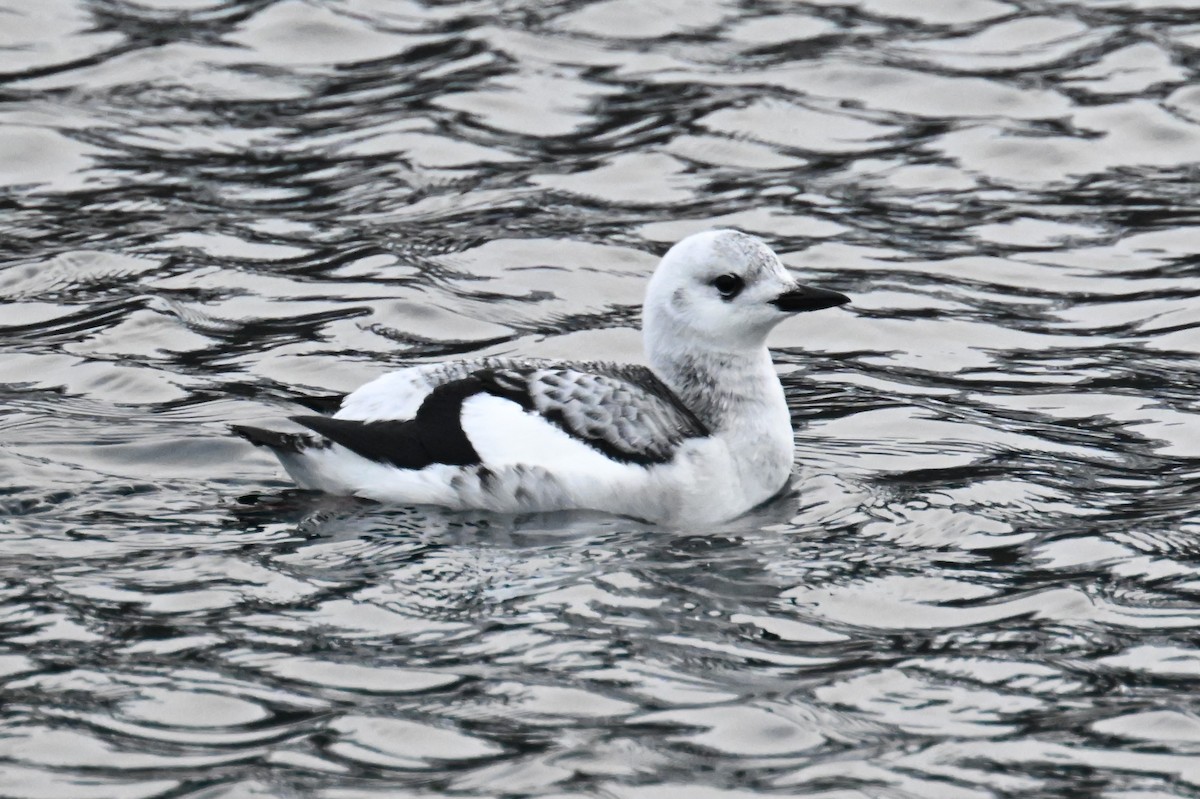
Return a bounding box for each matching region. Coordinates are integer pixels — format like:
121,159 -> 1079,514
291,376 -> 492,469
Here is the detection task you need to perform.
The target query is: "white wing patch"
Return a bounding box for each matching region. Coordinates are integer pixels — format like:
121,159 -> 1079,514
460,393 -> 642,480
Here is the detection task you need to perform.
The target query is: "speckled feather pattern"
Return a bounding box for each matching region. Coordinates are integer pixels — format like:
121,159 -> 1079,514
520,365 -> 708,464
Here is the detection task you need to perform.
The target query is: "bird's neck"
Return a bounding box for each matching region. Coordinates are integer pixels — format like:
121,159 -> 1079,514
642,302 -> 792,432
650,340 -> 788,435
646,315 -> 796,505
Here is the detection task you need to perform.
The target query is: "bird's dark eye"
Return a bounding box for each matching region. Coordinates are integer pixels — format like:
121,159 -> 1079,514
711,273 -> 744,300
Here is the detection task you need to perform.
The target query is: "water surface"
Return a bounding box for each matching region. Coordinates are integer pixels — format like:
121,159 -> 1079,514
3,1 -> 1200,797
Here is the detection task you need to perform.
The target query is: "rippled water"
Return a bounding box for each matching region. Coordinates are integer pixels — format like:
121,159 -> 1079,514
3,0 -> 1200,796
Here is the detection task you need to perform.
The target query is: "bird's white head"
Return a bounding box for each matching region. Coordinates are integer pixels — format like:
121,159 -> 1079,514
642,229 -> 849,362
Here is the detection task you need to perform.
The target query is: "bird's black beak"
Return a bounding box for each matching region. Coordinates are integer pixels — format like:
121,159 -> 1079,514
771,284 -> 850,313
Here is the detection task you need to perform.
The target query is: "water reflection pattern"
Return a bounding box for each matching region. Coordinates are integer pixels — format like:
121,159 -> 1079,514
2,0 -> 1200,797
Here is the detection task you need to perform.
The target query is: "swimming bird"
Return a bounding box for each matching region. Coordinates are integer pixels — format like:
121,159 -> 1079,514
233,230 -> 849,525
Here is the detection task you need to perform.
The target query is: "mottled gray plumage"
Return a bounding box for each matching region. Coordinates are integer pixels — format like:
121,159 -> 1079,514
492,363 -> 710,464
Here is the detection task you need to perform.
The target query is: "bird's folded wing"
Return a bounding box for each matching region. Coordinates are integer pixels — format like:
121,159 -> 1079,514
291,362 -> 708,469
505,364 -> 709,465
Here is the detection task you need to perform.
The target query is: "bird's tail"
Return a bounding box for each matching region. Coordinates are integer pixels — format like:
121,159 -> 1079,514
230,424 -> 318,453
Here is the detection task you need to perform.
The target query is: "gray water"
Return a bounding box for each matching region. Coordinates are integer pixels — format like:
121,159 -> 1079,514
3,1 -> 1200,797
